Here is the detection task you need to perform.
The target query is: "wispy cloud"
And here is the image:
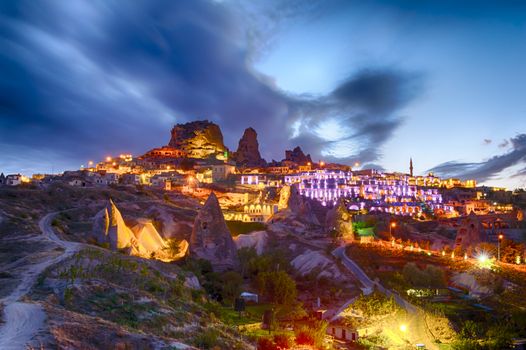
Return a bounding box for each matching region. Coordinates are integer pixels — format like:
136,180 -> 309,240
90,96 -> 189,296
428,134 -> 526,182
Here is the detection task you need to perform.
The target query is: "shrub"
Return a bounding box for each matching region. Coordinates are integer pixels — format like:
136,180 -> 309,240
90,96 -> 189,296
193,328 -> 220,349
273,334 -> 291,349
257,337 -> 277,350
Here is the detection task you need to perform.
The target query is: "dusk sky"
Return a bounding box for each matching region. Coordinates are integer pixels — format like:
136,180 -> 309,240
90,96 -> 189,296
1,0 -> 525,189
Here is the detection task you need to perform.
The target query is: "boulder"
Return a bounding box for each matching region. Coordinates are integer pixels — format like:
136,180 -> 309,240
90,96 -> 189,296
168,120 -> 227,159
189,192 -> 239,271
325,198 -> 354,244
233,230 -> 268,255
232,127 -> 266,167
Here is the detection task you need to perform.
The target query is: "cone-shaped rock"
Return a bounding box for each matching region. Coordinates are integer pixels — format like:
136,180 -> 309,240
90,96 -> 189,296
92,199 -> 138,253
189,192 -> 239,271
233,127 -> 266,167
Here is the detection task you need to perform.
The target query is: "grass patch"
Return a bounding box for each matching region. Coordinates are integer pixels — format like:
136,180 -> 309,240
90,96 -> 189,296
226,221 -> 266,237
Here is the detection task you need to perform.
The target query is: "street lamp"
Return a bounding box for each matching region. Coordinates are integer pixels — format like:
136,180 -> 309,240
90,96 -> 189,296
399,324 -> 407,333
498,233 -> 504,262
389,222 -> 396,239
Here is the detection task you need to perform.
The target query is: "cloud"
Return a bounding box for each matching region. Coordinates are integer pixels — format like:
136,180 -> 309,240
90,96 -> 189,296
499,139 -> 510,148
0,0 -> 423,174
428,134 -> 526,182
483,139 -> 492,145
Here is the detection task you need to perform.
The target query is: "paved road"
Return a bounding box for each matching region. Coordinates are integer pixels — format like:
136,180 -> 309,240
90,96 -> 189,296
332,246 -> 439,350
0,212 -> 80,350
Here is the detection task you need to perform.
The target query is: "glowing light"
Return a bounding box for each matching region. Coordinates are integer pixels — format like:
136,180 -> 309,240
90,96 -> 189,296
516,256 -> 521,264
442,250 -> 445,257
498,234 -> 504,240
391,222 -> 396,228
320,161 -> 325,167
400,324 -> 407,333
477,253 -> 493,269
464,253 -> 468,260
88,161 -> 93,166
106,156 -> 112,162
354,162 -> 360,167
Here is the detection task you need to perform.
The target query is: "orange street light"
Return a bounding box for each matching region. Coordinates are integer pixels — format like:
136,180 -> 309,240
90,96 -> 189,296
354,162 -> 360,168
389,222 -> 396,239
498,233 -> 504,262
320,161 -> 325,167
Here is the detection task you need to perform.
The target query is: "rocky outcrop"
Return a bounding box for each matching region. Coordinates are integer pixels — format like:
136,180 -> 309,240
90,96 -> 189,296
233,230 -> 268,255
284,146 -> 312,165
454,212 -> 486,249
325,198 -> 354,244
92,200 -> 178,261
232,127 -> 266,167
189,192 -> 239,271
291,249 -> 343,280
278,185 -> 320,225
92,199 -> 138,254
168,120 -> 227,159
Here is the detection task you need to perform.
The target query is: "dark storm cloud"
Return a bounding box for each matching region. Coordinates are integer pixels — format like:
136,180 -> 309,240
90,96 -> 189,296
0,0 -> 422,173
287,69 -> 423,164
428,134 -> 526,181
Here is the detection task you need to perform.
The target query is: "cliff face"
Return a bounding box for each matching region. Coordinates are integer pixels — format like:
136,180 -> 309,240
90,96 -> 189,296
168,120 -> 227,159
232,127 -> 266,167
284,146 -> 312,165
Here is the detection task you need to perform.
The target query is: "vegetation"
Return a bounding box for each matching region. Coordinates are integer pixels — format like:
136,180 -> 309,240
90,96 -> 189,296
402,262 -> 447,289
349,291 -> 399,319
226,220 -> 267,236
256,270 -> 297,305
294,320 -> 328,349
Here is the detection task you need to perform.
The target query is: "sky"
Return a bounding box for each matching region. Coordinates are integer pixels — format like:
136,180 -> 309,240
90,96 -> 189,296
1,0 -> 525,189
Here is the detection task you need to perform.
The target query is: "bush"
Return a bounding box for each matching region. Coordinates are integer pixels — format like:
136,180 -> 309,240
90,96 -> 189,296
256,271 -> 297,305
257,337 -> 278,350
273,334 -> 291,348
193,328 -> 220,349
294,320 -> 327,348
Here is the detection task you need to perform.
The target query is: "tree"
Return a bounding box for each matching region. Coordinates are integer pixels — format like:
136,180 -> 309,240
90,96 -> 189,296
256,270 -> 297,305
220,271 -> 243,303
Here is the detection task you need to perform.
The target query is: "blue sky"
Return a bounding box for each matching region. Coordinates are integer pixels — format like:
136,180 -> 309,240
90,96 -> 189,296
1,0 -> 525,188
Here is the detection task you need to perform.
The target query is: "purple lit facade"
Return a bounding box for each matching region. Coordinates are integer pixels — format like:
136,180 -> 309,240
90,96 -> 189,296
285,170 -> 454,216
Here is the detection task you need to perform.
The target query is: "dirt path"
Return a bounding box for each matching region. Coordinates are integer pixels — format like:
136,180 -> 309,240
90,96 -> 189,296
0,212 -> 80,349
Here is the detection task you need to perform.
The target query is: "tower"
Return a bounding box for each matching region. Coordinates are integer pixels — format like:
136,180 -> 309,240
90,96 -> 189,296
409,158 -> 414,177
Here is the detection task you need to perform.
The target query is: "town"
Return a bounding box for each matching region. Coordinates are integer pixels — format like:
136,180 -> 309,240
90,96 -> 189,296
1,120 -> 526,350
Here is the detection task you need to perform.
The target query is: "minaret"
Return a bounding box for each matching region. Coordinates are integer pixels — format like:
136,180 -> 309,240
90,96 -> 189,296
409,158 -> 414,177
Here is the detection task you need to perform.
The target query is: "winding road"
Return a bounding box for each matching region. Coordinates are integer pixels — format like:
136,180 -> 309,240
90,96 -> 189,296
0,212 -> 80,349
332,246 -> 439,350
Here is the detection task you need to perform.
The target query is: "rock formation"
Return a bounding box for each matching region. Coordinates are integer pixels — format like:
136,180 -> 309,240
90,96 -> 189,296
168,120 -> 227,159
454,212 -> 486,249
189,192 -> 239,271
232,127 -> 266,167
325,198 -> 354,244
278,185 -> 320,225
92,199 -> 138,253
92,200 -> 179,260
284,146 -> 312,165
